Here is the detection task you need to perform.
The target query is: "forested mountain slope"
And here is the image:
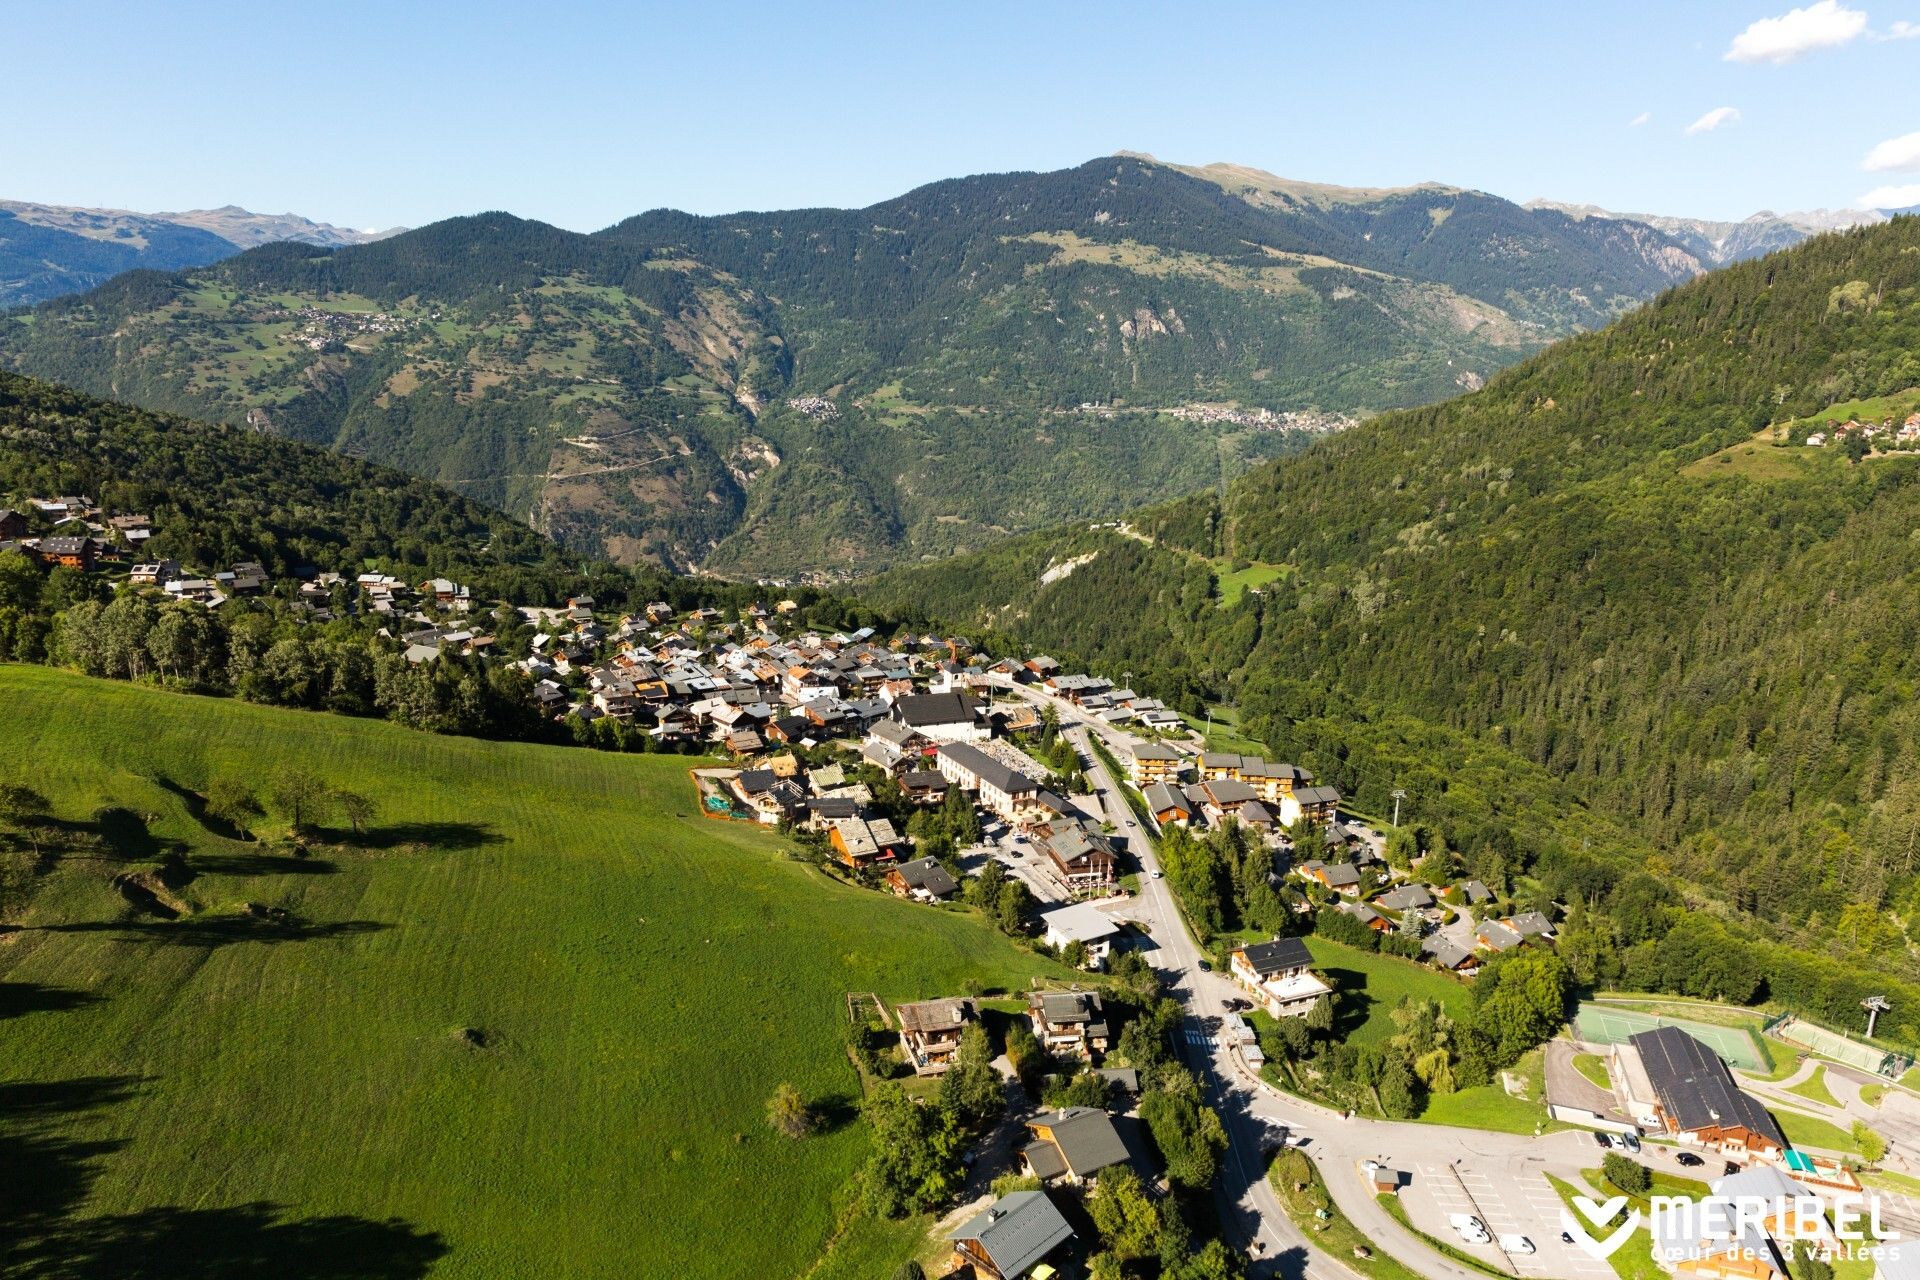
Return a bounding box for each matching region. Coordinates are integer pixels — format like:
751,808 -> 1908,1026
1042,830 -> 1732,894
0,156 -> 1703,577
866,217 -> 1920,1013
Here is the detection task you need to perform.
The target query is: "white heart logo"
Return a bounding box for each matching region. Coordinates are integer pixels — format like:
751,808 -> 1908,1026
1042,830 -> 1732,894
1561,1195 -> 1641,1259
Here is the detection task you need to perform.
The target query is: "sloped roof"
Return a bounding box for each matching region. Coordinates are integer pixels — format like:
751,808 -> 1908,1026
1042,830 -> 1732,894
1026,1107 -> 1129,1177
1238,936 -> 1313,976
1631,1027 -> 1785,1149
948,1191 -> 1074,1277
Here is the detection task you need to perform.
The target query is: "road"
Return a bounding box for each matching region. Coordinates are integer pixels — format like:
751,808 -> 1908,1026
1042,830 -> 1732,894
985,677 -> 1615,1280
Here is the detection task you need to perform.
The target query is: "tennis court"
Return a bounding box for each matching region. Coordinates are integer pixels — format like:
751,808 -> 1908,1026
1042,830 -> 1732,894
1574,1003 -> 1767,1070
1771,1015 -> 1912,1078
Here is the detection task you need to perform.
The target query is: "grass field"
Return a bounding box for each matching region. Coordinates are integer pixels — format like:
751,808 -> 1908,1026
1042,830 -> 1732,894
0,666 -> 1065,1280
1210,558 -> 1288,608
1787,1063 -> 1842,1108
1266,1156 -> 1425,1280
1304,938 -> 1470,1045
1574,1052 -> 1611,1090
1177,704 -> 1271,757
1773,1107 -> 1862,1155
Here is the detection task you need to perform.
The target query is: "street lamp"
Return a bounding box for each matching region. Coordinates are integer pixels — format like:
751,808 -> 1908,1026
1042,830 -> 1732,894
1865,995 -> 1891,1039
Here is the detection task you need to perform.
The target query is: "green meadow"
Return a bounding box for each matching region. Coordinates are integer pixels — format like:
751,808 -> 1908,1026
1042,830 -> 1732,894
0,666 -> 1061,1280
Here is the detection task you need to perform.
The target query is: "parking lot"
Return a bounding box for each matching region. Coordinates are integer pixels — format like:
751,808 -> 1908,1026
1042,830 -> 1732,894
1399,1160 -> 1615,1280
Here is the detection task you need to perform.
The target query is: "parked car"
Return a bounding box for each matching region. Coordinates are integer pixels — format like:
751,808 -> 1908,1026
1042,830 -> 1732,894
1150,869 -> 1164,879
1560,1231 -> 1576,1245
1620,1132 -> 1642,1153
1499,1234 -> 1535,1256
1676,1152 -> 1705,1168
1449,1214 -> 1491,1245
1591,1132 -> 1613,1148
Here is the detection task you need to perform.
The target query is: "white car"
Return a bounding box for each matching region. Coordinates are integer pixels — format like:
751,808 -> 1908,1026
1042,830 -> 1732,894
1499,1234 -> 1535,1255
1150,869 -> 1164,879
1449,1214 -> 1491,1245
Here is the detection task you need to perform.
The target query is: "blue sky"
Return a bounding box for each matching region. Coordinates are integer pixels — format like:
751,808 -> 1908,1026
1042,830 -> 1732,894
6,0 -> 1917,231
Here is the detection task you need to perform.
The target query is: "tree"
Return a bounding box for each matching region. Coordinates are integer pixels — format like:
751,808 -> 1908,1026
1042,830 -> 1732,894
1140,1083 -> 1227,1191
0,784 -> 52,856
1377,1054 -> 1419,1119
334,789 -> 375,836
937,1023 -> 1004,1126
1853,1119 -> 1887,1163
1061,938 -> 1089,969
1046,1068 -> 1112,1111
860,1081 -> 964,1216
204,778 -> 262,836
1305,995 -> 1334,1037
889,1264 -> 927,1280
1005,1020 -> 1046,1089
271,770 -> 329,833
1087,1164 -> 1160,1262
1602,1152 -> 1650,1195
1469,947 -> 1571,1065
766,1082 -> 814,1139
996,878 -> 1031,935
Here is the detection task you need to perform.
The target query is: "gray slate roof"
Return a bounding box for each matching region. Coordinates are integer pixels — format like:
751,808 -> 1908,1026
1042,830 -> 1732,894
1630,1026 -> 1785,1149
948,1190 -> 1074,1278
1026,1106 -> 1130,1178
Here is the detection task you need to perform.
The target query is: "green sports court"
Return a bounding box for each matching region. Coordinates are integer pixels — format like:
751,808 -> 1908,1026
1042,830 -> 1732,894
1574,1003 -> 1768,1070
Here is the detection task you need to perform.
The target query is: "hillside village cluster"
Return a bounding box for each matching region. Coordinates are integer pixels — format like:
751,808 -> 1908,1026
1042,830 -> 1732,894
1802,409 -> 1920,448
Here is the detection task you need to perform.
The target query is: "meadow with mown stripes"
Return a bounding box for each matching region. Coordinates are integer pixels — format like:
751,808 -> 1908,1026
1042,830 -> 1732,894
0,665 -> 1063,1280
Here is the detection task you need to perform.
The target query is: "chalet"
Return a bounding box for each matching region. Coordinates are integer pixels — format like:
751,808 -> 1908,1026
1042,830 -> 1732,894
1030,821 -> 1118,897
1142,781 -> 1192,827
885,856 -> 959,902
1341,901 -> 1392,933
1475,920 -> 1525,952
729,769 -> 805,825
947,1190 -> 1075,1280
827,816 -> 904,869
1022,656 -> 1061,682
1229,937 -> 1334,1018
0,509 -> 25,539
36,536 -> 94,570
1297,860 -> 1362,896
937,742 -> 1043,822
1375,884 -> 1434,912
1235,799 -> 1277,835
1506,910 -> 1555,940
899,769 -> 950,806
1613,1027 -> 1786,1159
1020,1107 -> 1129,1186
1027,989 -> 1108,1057
894,996 -> 976,1074
890,691 -> 988,744
1420,935 -> 1480,974
128,560 -> 182,586
1039,901 -> 1123,969
1461,879 -> 1495,906
1128,741 -> 1185,786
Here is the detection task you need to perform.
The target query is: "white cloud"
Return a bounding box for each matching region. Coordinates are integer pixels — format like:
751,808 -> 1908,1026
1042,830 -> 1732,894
1685,106 -> 1742,135
1880,18 -> 1920,37
1629,111 -> 1652,127
1725,1 -> 1868,62
1865,130 -> 1920,171
1857,182 -> 1920,207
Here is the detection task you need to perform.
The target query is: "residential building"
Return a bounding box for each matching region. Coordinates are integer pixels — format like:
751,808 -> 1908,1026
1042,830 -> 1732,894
889,691 -> 988,744
1128,741 -> 1185,787
827,816 -> 904,869
1142,781 -> 1192,827
947,1190 -> 1074,1280
884,856 -> 959,901
1030,821 -> 1117,897
1039,901 -> 1123,969
937,742 -> 1043,821
1020,1107 -> 1129,1186
1027,989 -> 1109,1057
1229,937 -> 1334,1018
895,996 -> 976,1075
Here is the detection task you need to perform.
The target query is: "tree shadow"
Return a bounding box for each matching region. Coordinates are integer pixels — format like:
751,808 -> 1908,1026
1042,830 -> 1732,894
0,981 -> 102,1021
2,1072 -> 448,1279
151,777 -> 255,843
37,914 -> 389,950
1320,965 -> 1373,1040
320,822 -> 504,853
189,852 -> 337,878
810,1092 -> 861,1135
34,808 -> 188,867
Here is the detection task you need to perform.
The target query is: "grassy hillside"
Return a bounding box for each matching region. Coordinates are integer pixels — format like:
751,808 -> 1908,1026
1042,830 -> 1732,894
0,156 -> 1700,577
0,666 -> 1062,1280
864,217 -> 1920,1035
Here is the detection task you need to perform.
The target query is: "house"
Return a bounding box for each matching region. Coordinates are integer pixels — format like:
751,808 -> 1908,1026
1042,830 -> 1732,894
937,742 -> 1043,821
1020,1106 -> 1129,1185
947,1190 -> 1075,1280
1341,901 -> 1392,933
827,817 -> 904,869
885,856 -> 959,902
889,691 -> 988,744
1460,879 -> 1495,906
1376,884 -> 1434,912
1142,781 -> 1192,827
1613,1026 -> 1786,1159
1030,821 -> 1118,897
899,769 -> 950,806
894,996 -> 977,1074
728,769 -> 805,825
1230,936 -> 1334,1018
1475,920 -> 1525,952
0,509 -> 25,539
1506,911 -> 1555,940
1420,935 -> 1480,974
1039,901 -> 1124,969
1028,989 -> 1109,1058
1297,860 -> 1362,896
35,536 -> 95,570
1128,742 -> 1185,786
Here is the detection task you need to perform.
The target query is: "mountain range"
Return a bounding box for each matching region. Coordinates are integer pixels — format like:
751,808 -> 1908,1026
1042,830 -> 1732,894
0,154 -> 1711,578
0,199 -> 396,307
1524,198 -> 1893,266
